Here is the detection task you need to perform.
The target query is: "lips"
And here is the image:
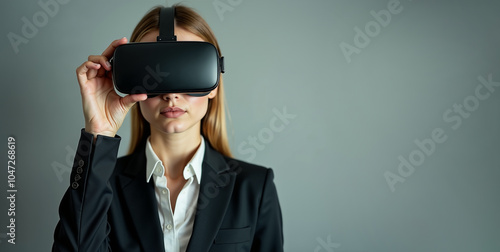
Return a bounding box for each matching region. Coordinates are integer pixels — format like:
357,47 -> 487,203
161,107 -> 185,113
160,107 -> 186,118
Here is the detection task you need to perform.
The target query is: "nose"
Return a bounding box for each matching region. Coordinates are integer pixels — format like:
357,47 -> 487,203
162,93 -> 179,101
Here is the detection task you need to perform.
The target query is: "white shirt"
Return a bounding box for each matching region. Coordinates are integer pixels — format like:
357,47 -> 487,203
145,136 -> 204,252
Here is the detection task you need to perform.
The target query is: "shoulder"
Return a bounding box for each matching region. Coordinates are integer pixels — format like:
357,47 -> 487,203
204,141 -> 275,182
223,156 -> 271,176
221,155 -> 277,194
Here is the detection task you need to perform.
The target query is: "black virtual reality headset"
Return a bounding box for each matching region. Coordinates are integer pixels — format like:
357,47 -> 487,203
111,6 -> 224,97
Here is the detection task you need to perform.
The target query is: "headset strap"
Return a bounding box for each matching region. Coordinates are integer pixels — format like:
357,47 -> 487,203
157,7 -> 176,41
156,6 -> 225,74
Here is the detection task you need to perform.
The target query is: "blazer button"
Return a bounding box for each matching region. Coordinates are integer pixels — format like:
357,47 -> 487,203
76,167 -> 83,174
74,174 -> 81,181
78,159 -> 84,168
72,182 -> 79,189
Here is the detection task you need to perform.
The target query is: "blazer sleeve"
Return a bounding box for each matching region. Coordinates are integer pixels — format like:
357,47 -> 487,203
252,168 -> 284,252
52,130 -> 121,252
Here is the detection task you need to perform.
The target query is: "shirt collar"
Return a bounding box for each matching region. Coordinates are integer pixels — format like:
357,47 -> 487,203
145,136 -> 205,184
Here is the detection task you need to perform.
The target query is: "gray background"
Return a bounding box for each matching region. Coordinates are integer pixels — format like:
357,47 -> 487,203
1,0 -> 499,251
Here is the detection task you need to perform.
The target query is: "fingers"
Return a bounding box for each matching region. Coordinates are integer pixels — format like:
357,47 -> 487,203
88,55 -> 112,71
76,38 -> 128,85
76,61 -> 101,86
101,37 -> 128,59
82,37 -> 127,76
87,55 -> 111,78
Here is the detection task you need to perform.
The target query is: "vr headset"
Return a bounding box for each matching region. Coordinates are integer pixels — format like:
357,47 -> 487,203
111,7 -> 224,97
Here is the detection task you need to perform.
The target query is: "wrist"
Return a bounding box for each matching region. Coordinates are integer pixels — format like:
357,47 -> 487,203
84,127 -> 116,140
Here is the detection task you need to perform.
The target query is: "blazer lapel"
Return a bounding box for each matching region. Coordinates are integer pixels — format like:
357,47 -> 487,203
186,142 -> 236,252
117,146 -> 165,252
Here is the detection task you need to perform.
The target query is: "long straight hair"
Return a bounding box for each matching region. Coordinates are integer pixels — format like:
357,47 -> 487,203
127,4 -> 232,157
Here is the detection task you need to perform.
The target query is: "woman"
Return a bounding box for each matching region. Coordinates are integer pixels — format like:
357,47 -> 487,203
52,4 -> 283,252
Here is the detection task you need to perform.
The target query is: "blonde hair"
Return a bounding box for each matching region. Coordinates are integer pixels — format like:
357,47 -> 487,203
127,4 -> 232,157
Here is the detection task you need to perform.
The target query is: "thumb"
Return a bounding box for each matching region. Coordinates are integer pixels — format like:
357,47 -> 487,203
121,94 -> 148,111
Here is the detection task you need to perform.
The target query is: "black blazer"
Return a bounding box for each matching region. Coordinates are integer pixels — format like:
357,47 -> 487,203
53,130 -> 283,251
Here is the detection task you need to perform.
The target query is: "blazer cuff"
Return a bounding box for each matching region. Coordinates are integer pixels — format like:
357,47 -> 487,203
70,129 -> 122,190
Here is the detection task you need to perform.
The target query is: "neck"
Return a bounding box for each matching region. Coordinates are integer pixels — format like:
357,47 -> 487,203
149,127 -> 202,179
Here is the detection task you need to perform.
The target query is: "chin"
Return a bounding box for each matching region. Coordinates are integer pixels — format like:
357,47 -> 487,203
161,121 -> 188,134
150,117 -> 201,136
